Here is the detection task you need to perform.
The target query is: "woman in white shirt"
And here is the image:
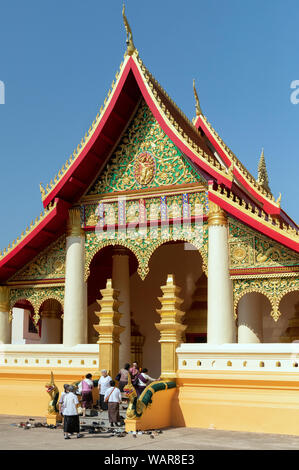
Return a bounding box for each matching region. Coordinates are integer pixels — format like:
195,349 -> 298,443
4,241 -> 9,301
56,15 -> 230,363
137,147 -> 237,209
63,385 -> 83,439
58,384 -> 69,417
98,369 -> 112,411
104,380 -> 122,427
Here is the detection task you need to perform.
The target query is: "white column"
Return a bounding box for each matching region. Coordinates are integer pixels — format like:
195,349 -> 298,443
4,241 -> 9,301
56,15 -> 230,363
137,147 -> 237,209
40,300 -> 62,344
41,318 -> 61,343
207,202 -> 235,344
0,286 -> 11,344
63,208 -> 87,346
112,248 -> 131,368
238,294 -> 263,343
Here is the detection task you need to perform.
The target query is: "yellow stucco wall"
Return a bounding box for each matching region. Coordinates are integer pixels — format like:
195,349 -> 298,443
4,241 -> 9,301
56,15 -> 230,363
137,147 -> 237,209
0,367 -> 99,416
2,367 -> 299,436
172,370 -> 299,436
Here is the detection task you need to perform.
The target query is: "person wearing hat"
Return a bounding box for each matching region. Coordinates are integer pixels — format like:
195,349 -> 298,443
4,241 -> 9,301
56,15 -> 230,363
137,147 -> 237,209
62,385 -> 83,439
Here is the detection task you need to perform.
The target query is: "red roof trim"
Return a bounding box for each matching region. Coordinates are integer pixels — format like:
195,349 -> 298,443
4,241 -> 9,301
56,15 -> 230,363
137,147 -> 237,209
43,61 -> 134,208
196,115 -> 280,215
208,191 -> 299,252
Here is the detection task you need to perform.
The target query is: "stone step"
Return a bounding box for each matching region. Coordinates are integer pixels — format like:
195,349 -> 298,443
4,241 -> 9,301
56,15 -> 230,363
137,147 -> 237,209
79,411 -> 126,430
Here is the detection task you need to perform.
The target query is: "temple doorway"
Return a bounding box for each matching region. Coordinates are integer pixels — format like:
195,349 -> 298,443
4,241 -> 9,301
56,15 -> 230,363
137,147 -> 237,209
130,241 -> 205,377
87,241 -> 205,378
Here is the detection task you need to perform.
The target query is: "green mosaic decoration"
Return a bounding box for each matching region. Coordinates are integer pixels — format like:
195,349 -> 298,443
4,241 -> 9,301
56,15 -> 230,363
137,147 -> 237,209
84,221 -> 208,281
88,100 -> 206,195
233,277 -> 299,321
9,236 -> 66,281
229,218 -> 299,269
10,286 -> 65,324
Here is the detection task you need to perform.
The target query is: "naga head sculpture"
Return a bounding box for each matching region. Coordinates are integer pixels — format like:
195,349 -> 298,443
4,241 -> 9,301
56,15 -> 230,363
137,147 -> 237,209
45,371 -> 58,396
123,373 -> 137,402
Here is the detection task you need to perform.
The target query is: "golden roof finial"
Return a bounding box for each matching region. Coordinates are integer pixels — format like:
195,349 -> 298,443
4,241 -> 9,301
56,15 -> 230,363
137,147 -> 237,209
122,4 -> 136,56
39,183 -> 46,198
193,79 -> 203,116
257,148 -> 271,194
276,192 -> 282,206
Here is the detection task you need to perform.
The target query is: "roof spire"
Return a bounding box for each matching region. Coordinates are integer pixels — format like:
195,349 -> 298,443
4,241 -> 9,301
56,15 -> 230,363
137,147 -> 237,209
193,79 -> 203,116
122,4 -> 136,56
257,148 -> 271,193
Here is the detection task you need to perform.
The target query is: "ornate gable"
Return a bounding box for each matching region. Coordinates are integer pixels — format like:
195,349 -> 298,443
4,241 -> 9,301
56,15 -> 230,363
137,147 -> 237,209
9,236 -> 66,282
229,218 -> 299,270
87,100 -> 206,196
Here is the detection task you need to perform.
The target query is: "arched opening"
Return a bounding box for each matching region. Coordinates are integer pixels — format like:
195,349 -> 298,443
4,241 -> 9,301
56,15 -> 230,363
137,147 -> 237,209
87,239 -> 205,378
237,292 -> 271,343
87,245 -> 138,345
236,290 -> 299,343
278,291 -> 299,343
39,299 -> 63,344
11,300 -> 40,345
130,240 -> 204,377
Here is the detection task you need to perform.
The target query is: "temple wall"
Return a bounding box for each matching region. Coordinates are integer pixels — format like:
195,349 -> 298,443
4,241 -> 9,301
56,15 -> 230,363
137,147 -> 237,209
171,343 -> 299,435
0,344 -> 99,416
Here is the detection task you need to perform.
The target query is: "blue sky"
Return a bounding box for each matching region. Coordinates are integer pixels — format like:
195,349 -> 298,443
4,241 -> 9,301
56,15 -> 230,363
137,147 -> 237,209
0,0 -> 298,249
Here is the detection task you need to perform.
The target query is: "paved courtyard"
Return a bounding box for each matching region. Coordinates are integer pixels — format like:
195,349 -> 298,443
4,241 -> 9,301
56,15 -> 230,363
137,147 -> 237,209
1,415 -> 299,450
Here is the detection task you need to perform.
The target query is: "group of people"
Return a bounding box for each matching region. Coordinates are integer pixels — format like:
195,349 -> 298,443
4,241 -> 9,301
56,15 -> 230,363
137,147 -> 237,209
58,362 -> 159,438
97,362 -> 159,427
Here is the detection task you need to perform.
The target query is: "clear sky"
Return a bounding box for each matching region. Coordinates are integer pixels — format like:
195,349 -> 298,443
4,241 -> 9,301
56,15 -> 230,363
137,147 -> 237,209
0,0 -> 298,250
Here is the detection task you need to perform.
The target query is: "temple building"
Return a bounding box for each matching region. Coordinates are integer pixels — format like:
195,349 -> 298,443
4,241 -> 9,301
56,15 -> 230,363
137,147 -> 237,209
0,7 -> 298,435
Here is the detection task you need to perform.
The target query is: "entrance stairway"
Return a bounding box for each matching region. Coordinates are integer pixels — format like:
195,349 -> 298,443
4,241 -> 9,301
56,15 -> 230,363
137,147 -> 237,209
79,404 -> 127,432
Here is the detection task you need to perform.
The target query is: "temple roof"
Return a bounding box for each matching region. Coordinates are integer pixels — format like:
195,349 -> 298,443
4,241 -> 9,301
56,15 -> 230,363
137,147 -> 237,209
0,36 -> 298,281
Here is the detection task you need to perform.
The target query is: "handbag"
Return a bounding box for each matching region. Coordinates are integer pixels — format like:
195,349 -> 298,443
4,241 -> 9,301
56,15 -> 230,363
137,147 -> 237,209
104,387 -> 115,403
115,372 -> 121,382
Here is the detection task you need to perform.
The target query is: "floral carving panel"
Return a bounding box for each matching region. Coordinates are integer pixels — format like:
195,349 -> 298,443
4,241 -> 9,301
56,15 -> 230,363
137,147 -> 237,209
88,100 -> 205,195
9,236 -> 66,281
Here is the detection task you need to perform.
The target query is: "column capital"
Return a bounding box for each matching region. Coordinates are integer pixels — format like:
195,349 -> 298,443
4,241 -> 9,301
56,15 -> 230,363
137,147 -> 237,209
67,208 -> 84,237
0,286 -> 10,312
112,246 -> 129,257
40,299 -> 61,319
208,201 -> 227,227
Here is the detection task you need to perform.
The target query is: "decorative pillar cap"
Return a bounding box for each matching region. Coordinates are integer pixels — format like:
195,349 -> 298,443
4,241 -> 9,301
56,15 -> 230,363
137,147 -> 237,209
112,246 -> 130,257
0,286 -> 10,312
67,208 -> 84,237
208,201 -> 227,226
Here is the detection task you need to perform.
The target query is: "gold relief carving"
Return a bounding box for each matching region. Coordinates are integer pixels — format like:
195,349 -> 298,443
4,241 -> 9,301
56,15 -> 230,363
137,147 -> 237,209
84,224 -> 208,282
86,211 -> 99,227
88,100 -> 204,195
229,218 -> 299,270
67,208 -> 84,237
9,236 -> 66,282
9,286 -> 64,325
208,201 -> 227,226
134,152 -> 156,185
231,245 -> 248,263
0,286 -> 10,312
233,277 -> 299,322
